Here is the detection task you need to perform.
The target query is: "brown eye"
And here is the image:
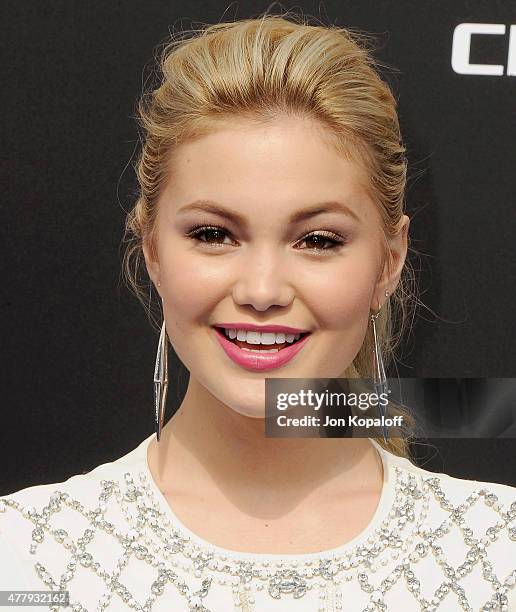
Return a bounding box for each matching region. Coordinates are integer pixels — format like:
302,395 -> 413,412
186,225 -> 234,247
186,225 -> 346,254
297,231 -> 346,252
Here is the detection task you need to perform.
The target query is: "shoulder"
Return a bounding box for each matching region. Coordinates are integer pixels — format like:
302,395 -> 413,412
387,449 -> 516,509
381,449 -> 516,609
1,433 -> 150,515
0,436 -> 151,588
382,449 -> 516,547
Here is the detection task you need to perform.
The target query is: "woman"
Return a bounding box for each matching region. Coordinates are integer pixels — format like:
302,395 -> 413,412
1,13 -> 515,612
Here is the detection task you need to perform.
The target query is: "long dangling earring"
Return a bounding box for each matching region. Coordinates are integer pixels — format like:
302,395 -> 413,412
153,283 -> 168,443
371,290 -> 389,443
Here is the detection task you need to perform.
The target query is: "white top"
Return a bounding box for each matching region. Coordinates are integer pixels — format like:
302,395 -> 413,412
1,433 -> 515,612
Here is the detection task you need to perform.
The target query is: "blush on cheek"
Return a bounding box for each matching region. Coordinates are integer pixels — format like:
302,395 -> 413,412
312,280 -> 374,375
159,243 -> 220,313
321,280 -> 374,331
158,255 -> 225,361
305,245 -> 378,323
164,266 -> 201,312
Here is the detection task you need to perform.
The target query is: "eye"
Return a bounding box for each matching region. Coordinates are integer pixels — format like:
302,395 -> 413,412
185,225 -> 235,248
296,231 -> 346,253
185,225 -> 347,253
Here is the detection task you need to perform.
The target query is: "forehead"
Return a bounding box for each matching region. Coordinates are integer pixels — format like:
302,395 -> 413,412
161,117 -> 379,225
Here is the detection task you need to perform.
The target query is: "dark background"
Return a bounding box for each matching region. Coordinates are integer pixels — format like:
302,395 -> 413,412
1,1 -> 515,494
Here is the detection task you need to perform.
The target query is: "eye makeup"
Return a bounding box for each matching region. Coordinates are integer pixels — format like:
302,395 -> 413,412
184,222 -> 349,255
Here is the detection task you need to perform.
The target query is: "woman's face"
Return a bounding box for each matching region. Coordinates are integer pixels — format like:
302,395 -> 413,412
144,116 -> 408,418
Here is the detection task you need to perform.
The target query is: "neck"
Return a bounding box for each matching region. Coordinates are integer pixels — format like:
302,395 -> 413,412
148,377 -> 384,509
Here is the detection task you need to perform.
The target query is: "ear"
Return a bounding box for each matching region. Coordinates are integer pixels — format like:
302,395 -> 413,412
373,214 -> 410,310
142,236 -> 162,293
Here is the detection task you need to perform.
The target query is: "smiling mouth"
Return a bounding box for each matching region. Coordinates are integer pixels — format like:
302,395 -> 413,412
214,327 -> 311,352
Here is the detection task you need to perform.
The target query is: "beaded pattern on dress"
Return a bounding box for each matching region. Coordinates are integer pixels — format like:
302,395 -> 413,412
0,466 -> 515,612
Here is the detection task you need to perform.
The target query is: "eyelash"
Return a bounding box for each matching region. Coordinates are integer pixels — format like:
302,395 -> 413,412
185,223 -> 347,254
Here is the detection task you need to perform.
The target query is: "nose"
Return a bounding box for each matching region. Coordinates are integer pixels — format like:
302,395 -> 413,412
231,247 -> 295,312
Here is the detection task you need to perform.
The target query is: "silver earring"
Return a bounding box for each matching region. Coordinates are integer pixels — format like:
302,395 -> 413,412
153,296 -> 168,443
371,290 -> 389,442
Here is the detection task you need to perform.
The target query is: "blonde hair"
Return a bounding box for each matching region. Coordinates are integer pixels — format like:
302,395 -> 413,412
122,11 -> 418,458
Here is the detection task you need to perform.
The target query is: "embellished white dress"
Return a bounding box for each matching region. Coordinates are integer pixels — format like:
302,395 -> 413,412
1,433 -> 515,612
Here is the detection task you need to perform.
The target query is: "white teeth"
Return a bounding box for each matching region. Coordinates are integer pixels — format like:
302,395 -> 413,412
223,328 -> 302,344
245,331 -> 263,345
241,347 -> 280,353
256,332 -> 276,345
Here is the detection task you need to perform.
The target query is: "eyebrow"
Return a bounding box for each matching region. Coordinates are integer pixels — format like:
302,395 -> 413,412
176,199 -> 361,224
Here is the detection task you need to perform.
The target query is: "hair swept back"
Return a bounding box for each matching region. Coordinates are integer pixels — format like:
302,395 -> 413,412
122,10 -> 418,458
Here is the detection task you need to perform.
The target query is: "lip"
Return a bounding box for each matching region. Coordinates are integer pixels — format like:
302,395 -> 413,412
212,322 -> 310,334
213,327 -> 312,372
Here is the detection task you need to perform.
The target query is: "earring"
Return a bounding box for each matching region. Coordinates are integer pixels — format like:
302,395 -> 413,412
371,290 -> 389,442
153,297 -> 168,442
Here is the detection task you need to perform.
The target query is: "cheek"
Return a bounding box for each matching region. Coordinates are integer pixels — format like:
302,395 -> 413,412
318,280 -> 372,327
304,254 -> 377,331
303,250 -> 379,376
157,242 -> 225,341
157,248 -> 217,371
159,241 -> 210,307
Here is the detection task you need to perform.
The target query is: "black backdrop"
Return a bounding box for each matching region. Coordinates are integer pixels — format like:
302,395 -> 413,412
1,1 -> 515,495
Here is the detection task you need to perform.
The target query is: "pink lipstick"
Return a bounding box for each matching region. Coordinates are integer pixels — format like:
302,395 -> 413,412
212,326 -> 311,372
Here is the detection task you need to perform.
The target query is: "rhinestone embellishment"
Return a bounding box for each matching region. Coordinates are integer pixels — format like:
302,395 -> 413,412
268,568 -> 307,599
0,458 -> 515,611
